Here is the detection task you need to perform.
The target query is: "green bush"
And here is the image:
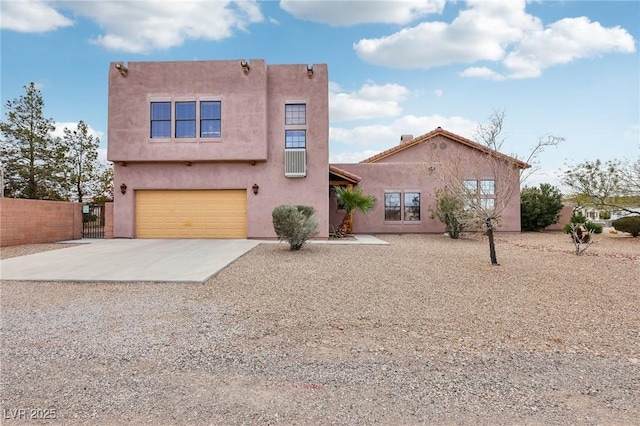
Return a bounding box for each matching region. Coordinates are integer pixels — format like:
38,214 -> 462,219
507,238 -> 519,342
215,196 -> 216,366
429,189 -> 473,239
562,221 -> 602,235
612,216 -> 640,237
599,210 -> 611,220
82,212 -> 97,223
520,183 -> 564,231
272,205 -> 319,250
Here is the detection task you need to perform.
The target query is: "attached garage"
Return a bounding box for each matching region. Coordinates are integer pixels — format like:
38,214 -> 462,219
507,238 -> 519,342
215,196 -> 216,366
136,190 -> 247,238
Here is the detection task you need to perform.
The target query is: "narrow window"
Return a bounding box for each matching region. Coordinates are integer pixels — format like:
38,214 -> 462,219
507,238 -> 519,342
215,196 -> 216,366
175,101 -> 196,138
404,192 -> 421,221
285,104 -> 306,125
285,130 -> 306,149
384,192 -> 401,221
200,101 -> 221,138
150,102 -> 171,138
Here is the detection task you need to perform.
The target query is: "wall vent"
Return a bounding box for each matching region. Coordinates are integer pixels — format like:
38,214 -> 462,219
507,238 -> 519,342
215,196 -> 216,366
285,149 -> 306,177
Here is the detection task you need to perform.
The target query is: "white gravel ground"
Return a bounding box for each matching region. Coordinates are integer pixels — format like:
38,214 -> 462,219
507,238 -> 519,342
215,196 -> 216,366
1,231 -> 638,425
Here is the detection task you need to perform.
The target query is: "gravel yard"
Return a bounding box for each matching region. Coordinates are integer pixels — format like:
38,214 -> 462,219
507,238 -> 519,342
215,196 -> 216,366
1,232 -> 639,424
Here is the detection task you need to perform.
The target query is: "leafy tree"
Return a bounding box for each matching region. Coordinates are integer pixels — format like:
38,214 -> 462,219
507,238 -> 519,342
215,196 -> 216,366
333,186 -> 376,238
429,188 -> 476,239
272,204 -> 318,250
62,120 -> 101,202
0,82 -> 67,199
91,163 -> 114,204
520,183 -> 564,231
563,158 -> 640,216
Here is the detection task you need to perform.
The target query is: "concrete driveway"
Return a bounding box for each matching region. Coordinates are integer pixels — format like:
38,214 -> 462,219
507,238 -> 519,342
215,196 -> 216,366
0,239 -> 260,283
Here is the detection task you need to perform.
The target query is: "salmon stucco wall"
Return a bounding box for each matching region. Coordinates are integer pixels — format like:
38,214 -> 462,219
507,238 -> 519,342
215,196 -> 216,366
0,198 -> 82,246
332,134 -> 524,233
108,60 -> 329,239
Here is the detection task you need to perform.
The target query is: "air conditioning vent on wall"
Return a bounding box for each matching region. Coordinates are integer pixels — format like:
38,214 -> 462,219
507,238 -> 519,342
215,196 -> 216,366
285,149 -> 306,177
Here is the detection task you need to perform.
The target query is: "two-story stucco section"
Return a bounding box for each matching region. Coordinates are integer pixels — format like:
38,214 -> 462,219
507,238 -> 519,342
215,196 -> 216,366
108,59 -> 329,239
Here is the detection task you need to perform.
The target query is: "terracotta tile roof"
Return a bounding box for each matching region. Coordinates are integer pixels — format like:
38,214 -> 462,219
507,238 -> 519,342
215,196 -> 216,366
360,127 -> 530,169
329,165 -> 362,183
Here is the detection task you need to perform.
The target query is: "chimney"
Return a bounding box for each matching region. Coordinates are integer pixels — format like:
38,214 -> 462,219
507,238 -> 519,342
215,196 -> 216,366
400,134 -> 413,143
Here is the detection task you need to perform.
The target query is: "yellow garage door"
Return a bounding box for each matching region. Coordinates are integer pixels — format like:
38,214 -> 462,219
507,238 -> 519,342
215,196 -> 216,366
136,190 -> 247,238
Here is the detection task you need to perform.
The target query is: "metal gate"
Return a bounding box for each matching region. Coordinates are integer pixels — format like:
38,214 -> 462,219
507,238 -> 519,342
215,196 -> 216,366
82,204 -> 105,238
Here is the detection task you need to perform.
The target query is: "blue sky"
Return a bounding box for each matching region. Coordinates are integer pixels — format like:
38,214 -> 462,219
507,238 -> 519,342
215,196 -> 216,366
1,0 -> 638,188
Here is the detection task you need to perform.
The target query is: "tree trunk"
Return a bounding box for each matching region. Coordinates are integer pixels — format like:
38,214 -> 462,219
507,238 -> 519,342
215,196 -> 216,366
336,212 -> 351,238
485,218 -> 499,266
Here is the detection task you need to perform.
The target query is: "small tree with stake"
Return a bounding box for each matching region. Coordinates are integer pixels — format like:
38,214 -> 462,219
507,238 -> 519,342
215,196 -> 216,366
430,110 -> 563,265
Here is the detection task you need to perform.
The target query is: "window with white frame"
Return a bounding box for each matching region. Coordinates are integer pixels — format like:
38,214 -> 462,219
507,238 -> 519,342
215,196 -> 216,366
463,179 -> 496,210
385,191 -> 421,222
285,104 -> 306,125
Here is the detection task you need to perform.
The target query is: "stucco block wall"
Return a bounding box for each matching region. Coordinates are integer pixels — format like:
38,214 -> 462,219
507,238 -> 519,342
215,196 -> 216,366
332,134 -> 523,233
0,198 -> 82,246
545,204 -> 574,231
108,60 -> 329,239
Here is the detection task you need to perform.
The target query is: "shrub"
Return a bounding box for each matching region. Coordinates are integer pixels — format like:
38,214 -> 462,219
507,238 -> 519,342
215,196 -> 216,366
562,214 -> 603,235
82,212 -> 97,223
612,216 -> 640,237
599,210 -> 611,220
520,183 -> 564,231
430,189 -> 473,239
272,205 -> 318,250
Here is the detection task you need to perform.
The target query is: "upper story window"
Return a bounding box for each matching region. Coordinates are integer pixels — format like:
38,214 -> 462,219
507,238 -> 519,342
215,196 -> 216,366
200,101 -> 221,138
150,102 -> 171,138
150,99 -> 221,140
285,130 -> 306,148
284,102 -> 307,177
285,103 -> 306,149
285,104 -> 306,125
175,101 -> 196,138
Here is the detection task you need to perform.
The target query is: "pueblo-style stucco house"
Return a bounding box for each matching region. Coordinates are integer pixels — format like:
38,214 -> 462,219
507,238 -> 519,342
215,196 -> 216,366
108,59 -> 329,239
108,59 -> 527,239
329,128 -> 529,234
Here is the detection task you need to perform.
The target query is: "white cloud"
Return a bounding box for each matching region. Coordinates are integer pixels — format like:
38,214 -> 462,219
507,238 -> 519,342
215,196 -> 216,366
458,66 -> 505,81
354,0 -> 636,79
280,0 -> 445,26
63,0 -> 263,53
0,0 -> 73,33
330,149 -> 381,163
329,81 -> 411,122
329,113 -> 477,163
502,17 -> 637,79
434,89 -> 443,98
52,122 -> 104,141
